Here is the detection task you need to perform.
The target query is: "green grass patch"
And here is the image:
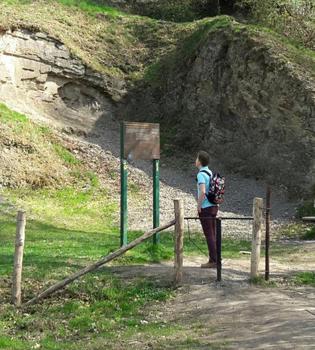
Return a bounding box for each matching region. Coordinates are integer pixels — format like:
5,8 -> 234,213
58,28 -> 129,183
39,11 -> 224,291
53,144 -> 81,165
297,201 -> 315,218
250,275 -> 277,287
275,222 -> 315,241
0,274 -> 173,349
1,0 -> 124,17
302,226 -> 315,240
0,103 -> 28,123
293,272 -> 315,287
57,0 -> 124,17
144,16 -> 233,85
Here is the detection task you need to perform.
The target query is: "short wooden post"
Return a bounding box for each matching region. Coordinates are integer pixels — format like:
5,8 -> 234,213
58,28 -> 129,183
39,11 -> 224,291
12,211 -> 26,307
250,198 -> 263,279
174,199 -> 184,286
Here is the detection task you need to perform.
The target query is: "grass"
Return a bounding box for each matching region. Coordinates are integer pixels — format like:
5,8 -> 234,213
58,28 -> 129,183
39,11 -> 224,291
144,16 -> 233,85
57,0 -> 124,17
1,0 -> 313,87
53,144 -> 81,165
297,201 -> 315,218
0,183 -> 312,349
293,272 -> 315,287
0,0 -> 194,80
0,274 -> 174,349
275,222 -> 315,241
302,227 -> 315,240
0,103 -> 90,189
0,104 -> 28,123
1,0 -> 124,17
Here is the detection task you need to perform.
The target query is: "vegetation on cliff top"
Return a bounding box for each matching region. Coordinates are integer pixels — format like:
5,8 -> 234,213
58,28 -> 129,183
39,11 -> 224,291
0,0 -> 314,85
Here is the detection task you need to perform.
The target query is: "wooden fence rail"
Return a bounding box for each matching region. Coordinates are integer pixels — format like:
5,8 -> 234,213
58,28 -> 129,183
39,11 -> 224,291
24,219 -> 175,307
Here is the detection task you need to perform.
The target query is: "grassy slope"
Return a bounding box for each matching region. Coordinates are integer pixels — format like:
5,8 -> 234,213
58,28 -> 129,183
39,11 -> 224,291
0,0 -> 196,81
0,104 -> 256,349
0,0 -> 314,85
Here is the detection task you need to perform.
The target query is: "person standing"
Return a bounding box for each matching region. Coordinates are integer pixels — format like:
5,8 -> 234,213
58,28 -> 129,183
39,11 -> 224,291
196,151 -> 218,268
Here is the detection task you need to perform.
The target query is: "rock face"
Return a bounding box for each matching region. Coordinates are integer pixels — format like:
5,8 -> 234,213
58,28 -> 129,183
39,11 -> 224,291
0,27 -> 314,195
0,30 -> 118,133
124,28 -> 315,194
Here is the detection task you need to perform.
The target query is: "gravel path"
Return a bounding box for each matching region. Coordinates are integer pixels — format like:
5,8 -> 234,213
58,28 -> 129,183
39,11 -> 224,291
84,117 -> 297,238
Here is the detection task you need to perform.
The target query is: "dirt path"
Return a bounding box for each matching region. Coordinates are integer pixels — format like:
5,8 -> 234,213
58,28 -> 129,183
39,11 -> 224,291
107,244 -> 315,349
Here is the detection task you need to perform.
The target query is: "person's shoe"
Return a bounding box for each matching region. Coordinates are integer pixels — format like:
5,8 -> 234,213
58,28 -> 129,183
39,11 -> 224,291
200,262 -> 217,269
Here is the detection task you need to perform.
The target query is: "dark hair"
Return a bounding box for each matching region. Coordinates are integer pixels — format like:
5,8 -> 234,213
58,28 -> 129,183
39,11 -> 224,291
197,151 -> 210,167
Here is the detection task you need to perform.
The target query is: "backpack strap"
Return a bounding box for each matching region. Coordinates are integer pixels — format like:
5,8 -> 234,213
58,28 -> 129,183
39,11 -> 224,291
200,170 -> 212,178
196,170 -> 212,184
195,170 -> 212,183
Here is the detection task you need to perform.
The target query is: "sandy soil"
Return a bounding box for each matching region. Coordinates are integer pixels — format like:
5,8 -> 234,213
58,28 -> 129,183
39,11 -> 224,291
106,244 -> 315,350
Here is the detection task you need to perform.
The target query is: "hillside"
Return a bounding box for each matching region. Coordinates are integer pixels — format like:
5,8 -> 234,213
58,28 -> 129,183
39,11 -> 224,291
0,0 -> 314,195
1,2 -> 315,350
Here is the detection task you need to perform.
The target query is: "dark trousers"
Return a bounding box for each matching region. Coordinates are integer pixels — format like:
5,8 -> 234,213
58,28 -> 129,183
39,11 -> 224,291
199,206 -> 218,263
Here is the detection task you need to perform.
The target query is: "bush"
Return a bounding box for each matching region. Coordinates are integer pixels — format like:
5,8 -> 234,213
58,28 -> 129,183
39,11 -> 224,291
297,201 -> 315,218
99,0 -> 237,22
236,0 -> 315,49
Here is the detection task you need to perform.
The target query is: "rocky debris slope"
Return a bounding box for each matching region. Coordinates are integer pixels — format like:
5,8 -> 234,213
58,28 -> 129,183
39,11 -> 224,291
124,23 -> 315,195
74,121 -> 296,237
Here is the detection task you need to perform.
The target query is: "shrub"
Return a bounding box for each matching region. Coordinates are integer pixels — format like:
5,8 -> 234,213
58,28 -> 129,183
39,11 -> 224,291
236,0 -> 315,49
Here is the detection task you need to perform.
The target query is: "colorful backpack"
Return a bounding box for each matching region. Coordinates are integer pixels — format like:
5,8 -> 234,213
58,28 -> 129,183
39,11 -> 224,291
200,170 -> 225,205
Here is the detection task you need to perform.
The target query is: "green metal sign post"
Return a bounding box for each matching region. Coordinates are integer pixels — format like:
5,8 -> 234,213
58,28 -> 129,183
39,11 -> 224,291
120,123 -> 128,247
120,122 -> 160,247
153,159 -> 160,244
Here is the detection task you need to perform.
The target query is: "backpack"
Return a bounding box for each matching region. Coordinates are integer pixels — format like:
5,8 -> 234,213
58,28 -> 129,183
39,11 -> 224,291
200,170 -> 225,205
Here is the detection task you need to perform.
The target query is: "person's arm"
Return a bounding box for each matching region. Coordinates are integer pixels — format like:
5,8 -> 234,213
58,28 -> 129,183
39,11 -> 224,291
197,183 -> 206,213
197,172 -> 206,213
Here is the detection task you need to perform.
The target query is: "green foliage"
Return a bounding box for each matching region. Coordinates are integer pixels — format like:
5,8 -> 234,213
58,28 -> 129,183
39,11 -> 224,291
293,271 -> 315,286
1,0 -> 124,16
297,201 -> 315,218
0,274 -> 173,349
236,0 -> 315,49
302,226 -> 315,240
57,0 -> 124,16
120,0 -> 212,22
0,103 -> 28,123
53,144 -> 81,165
250,276 -> 277,287
275,222 -> 315,240
145,16 -> 233,85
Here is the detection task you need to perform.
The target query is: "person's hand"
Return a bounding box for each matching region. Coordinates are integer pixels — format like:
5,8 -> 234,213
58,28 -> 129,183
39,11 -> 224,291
197,205 -> 202,214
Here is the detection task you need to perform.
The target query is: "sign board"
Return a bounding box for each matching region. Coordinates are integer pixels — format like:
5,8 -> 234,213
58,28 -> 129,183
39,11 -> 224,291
123,122 -> 160,160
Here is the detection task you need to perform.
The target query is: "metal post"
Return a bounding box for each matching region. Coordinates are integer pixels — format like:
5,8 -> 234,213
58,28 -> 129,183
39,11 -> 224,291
120,123 -> 128,247
153,159 -> 160,244
265,186 -> 271,281
216,218 -> 222,282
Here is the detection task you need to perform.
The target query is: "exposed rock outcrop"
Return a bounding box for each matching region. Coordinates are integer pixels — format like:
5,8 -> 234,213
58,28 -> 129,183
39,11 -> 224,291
0,30 -> 123,133
0,25 -> 314,195
124,28 -> 315,194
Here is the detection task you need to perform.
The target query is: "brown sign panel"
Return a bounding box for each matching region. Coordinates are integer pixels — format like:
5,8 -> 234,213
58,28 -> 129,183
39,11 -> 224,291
124,122 -> 160,160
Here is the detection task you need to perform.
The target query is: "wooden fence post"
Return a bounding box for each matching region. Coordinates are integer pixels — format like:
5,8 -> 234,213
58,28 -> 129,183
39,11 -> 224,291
12,210 -> 26,307
174,199 -> 184,286
250,198 -> 263,279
